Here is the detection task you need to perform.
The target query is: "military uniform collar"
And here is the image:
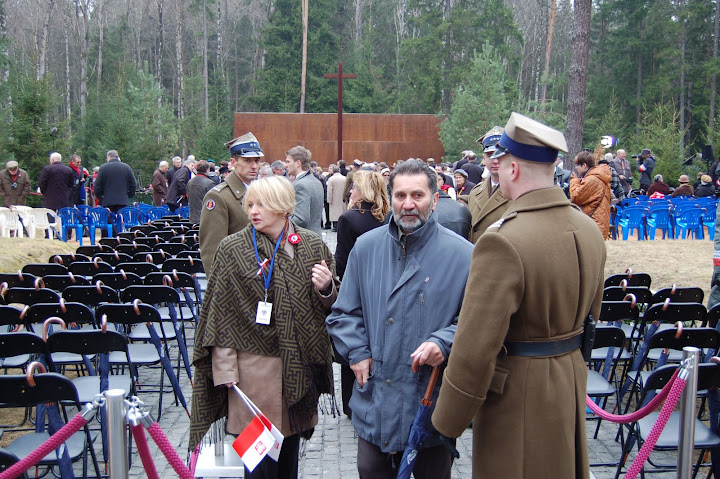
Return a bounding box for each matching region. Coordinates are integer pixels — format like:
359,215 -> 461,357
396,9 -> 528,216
509,187 -> 569,214
225,172 -> 248,199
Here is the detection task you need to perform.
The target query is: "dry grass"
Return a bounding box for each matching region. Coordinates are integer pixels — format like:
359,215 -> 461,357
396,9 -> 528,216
0,237 -> 78,273
605,238 -> 714,300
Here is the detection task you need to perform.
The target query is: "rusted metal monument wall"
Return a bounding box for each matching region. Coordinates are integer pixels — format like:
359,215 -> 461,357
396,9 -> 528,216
233,113 -> 445,167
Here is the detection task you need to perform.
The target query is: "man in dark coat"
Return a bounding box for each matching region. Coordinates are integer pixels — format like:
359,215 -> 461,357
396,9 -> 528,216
461,152 -> 484,184
635,148 -> 656,192
38,152 -> 74,211
167,158 -> 195,212
93,149 -> 137,213
187,160 -> 216,224
0,160 -> 31,207
435,184 -> 472,238
68,154 -> 88,206
165,156 -> 182,184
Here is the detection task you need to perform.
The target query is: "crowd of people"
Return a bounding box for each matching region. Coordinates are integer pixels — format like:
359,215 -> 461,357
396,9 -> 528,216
3,113 -> 717,479
183,112 -> 610,479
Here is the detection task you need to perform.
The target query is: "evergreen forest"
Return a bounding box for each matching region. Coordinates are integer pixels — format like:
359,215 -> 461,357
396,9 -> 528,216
0,0 -> 718,189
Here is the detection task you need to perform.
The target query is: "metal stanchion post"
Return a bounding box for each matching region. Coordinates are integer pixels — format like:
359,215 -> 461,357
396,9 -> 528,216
106,389 -> 129,479
677,346 -> 699,479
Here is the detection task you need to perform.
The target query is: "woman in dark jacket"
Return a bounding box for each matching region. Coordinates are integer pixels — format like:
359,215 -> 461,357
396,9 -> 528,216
333,170 -> 390,419
695,175 -> 716,198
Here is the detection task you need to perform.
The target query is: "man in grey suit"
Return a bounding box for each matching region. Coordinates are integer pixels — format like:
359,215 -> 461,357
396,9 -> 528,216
285,145 -> 324,236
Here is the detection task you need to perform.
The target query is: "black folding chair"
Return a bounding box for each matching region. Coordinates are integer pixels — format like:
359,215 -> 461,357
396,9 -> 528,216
114,262 -> 160,278
21,263 -> 68,277
41,274 -> 91,293
604,271 -> 652,289
47,254 -> 91,267
92,272 -> 143,292
5,286 -> 61,306
92,252 -> 134,268
0,272 -> 37,289
69,260 -> 114,279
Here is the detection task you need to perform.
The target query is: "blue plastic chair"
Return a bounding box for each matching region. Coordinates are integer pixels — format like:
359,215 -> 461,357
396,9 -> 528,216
617,206 -> 648,240
115,207 -> 143,233
136,203 -> 154,222
88,207 -> 114,244
147,207 -> 171,222
57,208 -> 84,245
177,206 -> 190,220
674,206 -> 705,239
702,204 -> 717,241
646,205 -> 674,240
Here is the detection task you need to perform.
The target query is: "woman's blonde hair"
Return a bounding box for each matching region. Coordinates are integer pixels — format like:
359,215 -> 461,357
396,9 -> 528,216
350,170 -> 390,222
243,176 -> 296,217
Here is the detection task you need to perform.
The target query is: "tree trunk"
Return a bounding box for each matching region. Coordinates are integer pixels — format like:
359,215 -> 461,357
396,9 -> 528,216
710,0 -> 719,132
635,53 -> 642,135
96,0 -> 104,104
37,0 -> 57,79
441,0 -> 451,116
202,0 -> 209,125
64,29 -> 71,132
74,0 -> 90,127
565,0 -> 591,160
174,0 -> 186,152
157,0 -> 164,115
679,26 -> 686,151
539,0 -> 557,109
354,0 -> 362,43
300,0 -> 308,113
216,0 -> 225,89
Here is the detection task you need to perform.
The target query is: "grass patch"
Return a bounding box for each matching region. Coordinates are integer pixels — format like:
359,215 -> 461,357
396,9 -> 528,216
0,237 -> 78,273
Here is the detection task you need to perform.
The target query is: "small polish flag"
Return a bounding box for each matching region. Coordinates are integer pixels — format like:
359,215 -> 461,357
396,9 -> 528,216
232,416 -> 276,472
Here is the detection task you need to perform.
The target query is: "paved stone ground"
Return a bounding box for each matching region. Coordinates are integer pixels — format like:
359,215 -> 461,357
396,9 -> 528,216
71,229 -> 690,478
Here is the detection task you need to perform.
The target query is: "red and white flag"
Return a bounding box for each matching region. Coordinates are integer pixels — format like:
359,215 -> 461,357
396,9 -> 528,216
232,416 -> 276,472
231,385 -> 284,468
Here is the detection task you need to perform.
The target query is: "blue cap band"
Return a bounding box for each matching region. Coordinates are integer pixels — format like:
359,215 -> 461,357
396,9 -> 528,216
230,141 -> 263,157
482,134 -> 502,148
496,132 -> 558,163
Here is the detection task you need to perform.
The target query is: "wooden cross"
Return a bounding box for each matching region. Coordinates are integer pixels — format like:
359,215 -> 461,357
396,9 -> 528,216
323,62 -> 357,162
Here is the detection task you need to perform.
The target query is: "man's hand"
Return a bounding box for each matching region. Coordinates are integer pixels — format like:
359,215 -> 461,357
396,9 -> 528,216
351,357 -> 373,387
410,341 -> 445,369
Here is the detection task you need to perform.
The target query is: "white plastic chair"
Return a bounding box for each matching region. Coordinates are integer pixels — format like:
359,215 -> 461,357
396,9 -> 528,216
0,209 -> 22,237
10,206 -> 33,238
30,208 -> 59,239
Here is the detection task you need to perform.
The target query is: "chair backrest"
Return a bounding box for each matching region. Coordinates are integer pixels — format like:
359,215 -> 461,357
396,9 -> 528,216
598,300 -> 639,323
76,245 -> 107,257
68,260 -> 114,277
62,284 -> 120,306
98,238 -> 130,249
92,272 -> 143,291
41,274 -> 91,292
153,242 -> 189,255
0,332 -> 50,359
136,251 -> 169,265
0,272 -> 37,289
132,236 -> 162,247
116,207 -> 143,231
25,302 -> 95,329
120,285 -> 181,305
47,329 -> 128,356
592,325 -> 626,350
97,302 -> 162,327
675,207 -> 704,227
88,207 -> 112,224
604,272 -> 652,288
0,372 -> 79,406
643,362 -> 720,397
649,286 -> 704,306
93,252 -> 134,267
114,262 -> 160,277
117,231 -> 146,242
602,286 -> 653,304
706,303 -> 720,328
31,208 -> 58,227
128,225 -> 157,236
144,271 -> 195,289
641,301 -> 707,325
0,305 -> 24,328
162,257 -> 204,275
22,263 -> 68,277
647,206 -> 672,225
171,234 -> 199,247
57,207 -> 81,225
48,254 -> 91,266
116,243 -> 152,255
645,326 -> 720,353
5,287 -> 61,305
0,448 -> 27,479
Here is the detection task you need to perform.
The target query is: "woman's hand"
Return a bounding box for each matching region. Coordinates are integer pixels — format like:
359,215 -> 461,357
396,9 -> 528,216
312,260 -> 332,293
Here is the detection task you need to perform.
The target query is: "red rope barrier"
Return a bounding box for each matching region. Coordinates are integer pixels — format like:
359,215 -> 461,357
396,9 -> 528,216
585,369 -> 680,424
623,374 -> 687,479
146,422 -> 194,479
0,413 -> 88,479
188,443 -> 200,477
130,424 -> 159,479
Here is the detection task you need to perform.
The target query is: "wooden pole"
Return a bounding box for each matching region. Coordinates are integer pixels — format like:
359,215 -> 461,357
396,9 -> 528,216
323,62 -> 356,162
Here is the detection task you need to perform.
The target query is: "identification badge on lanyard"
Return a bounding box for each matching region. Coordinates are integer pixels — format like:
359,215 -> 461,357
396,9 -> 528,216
252,226 -> 285,327
256,300 -> 272,325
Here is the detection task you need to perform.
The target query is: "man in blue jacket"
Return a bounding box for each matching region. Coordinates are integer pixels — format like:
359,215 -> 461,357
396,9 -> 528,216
327,160 -> 473,479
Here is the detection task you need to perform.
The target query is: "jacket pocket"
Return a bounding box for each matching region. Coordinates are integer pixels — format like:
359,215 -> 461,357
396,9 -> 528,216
489,365 -> 509,395
348,377 -> 374,427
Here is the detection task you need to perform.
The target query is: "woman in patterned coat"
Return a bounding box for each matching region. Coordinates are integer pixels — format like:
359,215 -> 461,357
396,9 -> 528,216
190,176 -> 338,479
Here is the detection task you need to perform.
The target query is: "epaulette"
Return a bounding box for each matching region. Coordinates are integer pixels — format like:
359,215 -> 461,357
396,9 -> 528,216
487,211 -> 517,232
211,182 -> 228,193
